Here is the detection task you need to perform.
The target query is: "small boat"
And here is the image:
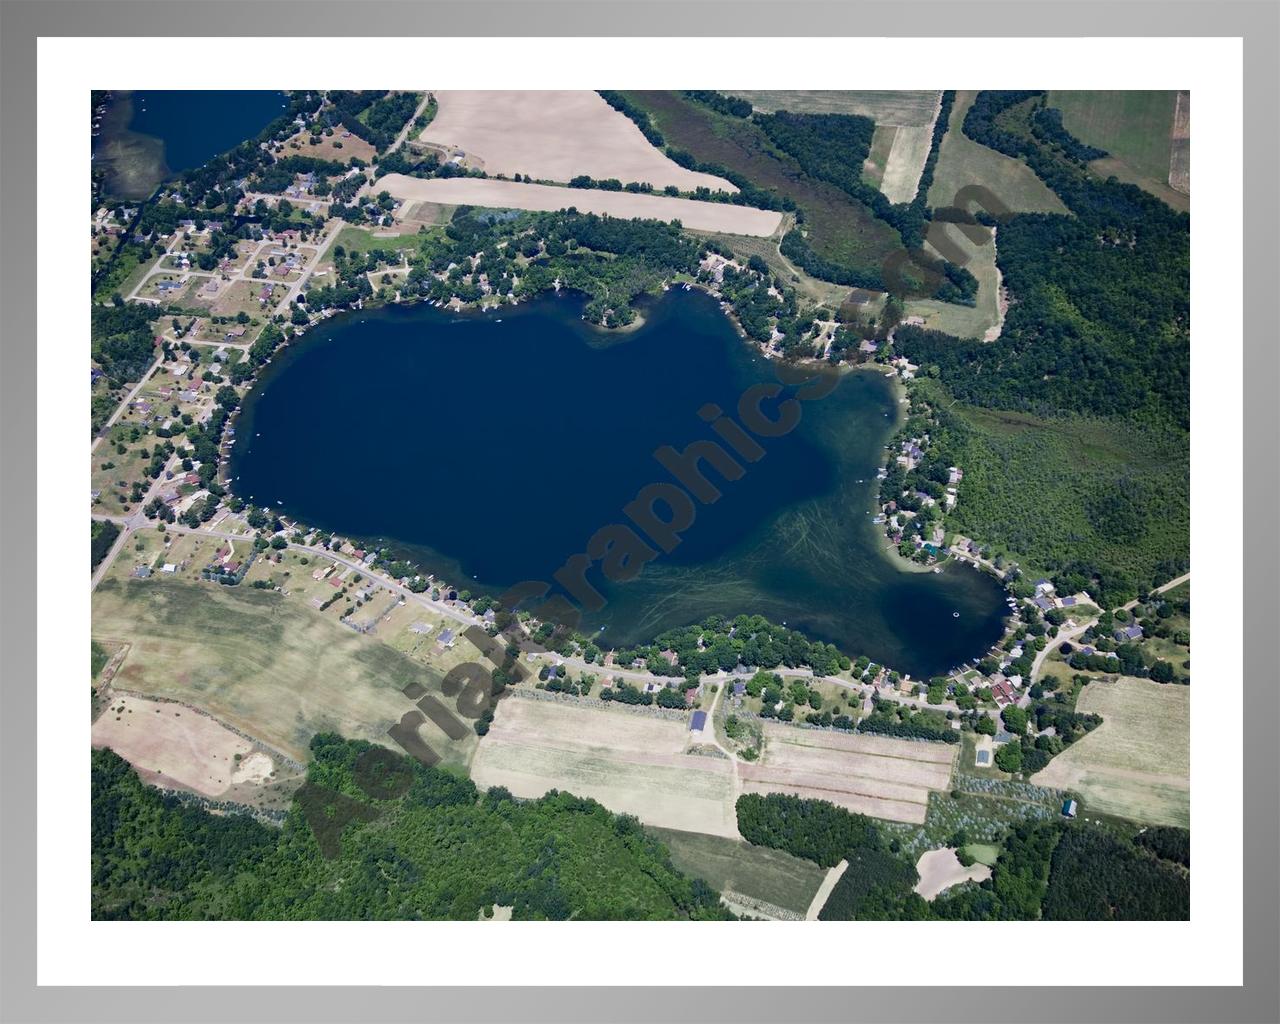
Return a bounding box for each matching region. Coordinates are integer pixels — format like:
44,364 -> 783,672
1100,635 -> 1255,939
952,612 -> 960,618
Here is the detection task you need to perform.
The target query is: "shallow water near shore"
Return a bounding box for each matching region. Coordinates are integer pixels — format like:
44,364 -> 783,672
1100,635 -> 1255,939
230,289 -> 1007,676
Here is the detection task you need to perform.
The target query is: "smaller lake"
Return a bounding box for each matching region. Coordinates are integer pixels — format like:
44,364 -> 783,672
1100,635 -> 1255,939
127,90 -> 289,174
95,90 -> 289,198
230,290 -> 1009,677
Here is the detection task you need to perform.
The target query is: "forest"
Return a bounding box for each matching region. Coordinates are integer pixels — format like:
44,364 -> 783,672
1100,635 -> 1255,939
736,793 -> 1189,921
92,737 -> 732,921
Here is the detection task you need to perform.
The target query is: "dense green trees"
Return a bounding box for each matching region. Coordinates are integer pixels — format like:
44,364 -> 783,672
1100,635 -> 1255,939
91,303 -> 157,388
90,520 -> 120,570
1042,827 -> 1189,920
92,739 -> 732,920
735,793 -> 884,868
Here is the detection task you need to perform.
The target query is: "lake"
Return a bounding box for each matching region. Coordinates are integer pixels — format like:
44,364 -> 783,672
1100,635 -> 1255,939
230,289 -> 1008,677
94,90 -> 288,198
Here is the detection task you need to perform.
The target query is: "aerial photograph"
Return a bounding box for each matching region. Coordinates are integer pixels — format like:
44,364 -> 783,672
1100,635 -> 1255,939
89,88 -> 1190,922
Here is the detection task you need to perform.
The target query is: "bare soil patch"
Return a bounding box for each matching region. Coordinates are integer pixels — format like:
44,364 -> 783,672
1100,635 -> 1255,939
419,90 -> 734,192
914,847 -> 991,900
92,692 -> 253,798
1169,91 -> 1190,194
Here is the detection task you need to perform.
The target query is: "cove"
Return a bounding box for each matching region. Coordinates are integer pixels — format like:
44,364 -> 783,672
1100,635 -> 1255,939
229,289 -> 1008,678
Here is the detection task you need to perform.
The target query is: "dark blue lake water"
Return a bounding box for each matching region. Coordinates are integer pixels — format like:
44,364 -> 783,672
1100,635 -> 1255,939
128,90 -> 288,173
230,289 -> 1007,677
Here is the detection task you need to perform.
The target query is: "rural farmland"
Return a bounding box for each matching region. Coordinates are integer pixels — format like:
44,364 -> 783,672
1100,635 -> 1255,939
469,696 -> 740,837
418,90 -> 735,193
1031,677 -> 1190,827
739,724 -> 956,825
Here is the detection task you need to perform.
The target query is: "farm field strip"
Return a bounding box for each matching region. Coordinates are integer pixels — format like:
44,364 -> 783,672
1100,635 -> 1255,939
377,174 -> 784,237
734,90 -> 941,126
878,125 -> 934,204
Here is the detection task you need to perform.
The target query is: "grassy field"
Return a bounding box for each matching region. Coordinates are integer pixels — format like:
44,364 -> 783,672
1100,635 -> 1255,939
626,91 -> 902,280
879,125 -> 935,204
470,695 -> 739,837
734,90 -> 941,127
904,221 -> 1002,340
1048,90 -> 1176,182
927,91 -> 1068,216
92,574 -> 476,768
334,224 -> 432,256
861,125 -> 896,189
1047,90 -> 1188,212
1032,677 -> 1189,826
647,826 -> 827,916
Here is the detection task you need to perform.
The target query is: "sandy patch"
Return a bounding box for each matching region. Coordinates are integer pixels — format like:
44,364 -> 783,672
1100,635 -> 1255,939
230,750 -> 274,785
377,175 -> 783,237
92,693 -> 252,798
471,697 -> 739,838
914,847 -> 991,900
419,90 -> 734,193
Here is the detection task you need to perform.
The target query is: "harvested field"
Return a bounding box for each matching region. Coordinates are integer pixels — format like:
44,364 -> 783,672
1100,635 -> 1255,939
92,692 -> 255,798
927,91 -> 1068,215
470,696 -> 739,838
92,576 -> 476,768
648,826 -> 827,916
914,847 -> 991,900
377,174 -> 784,237
1031,677 -> 1189,827
419,90 -> 734,193
735,90 -> 941,127
739,724 -> 955,825
878,124 -> 935,204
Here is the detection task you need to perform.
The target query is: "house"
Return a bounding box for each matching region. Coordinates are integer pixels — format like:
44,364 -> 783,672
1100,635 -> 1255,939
1060,596 -> 1077,607
991,680 -> 1017,707
160,563 -> 176,574
222,561 -> 241,574
131,565 -> 151,579
1062,799 -> 1078,819
1033,579 -> 1054,595
1033,596 -> 1055,612
483,608 -> 496,624
437,628 -> 456,649
689,710 -> 708,732
733,681 -> 746,697
410,621 -> 433,635
1115,624 -> 1144,642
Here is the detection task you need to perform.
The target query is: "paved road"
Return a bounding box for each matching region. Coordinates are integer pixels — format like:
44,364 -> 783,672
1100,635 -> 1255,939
91,356 -> 162,452
1030,571 -> 1191,683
